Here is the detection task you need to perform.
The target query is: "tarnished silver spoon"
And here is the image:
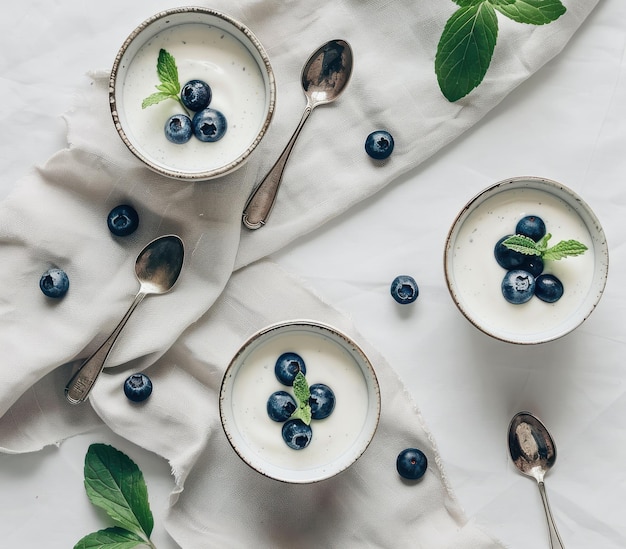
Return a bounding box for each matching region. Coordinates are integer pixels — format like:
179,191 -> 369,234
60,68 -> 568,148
508,411 -> 565,549
65,234 -> 184,404
242,39 -> 353,229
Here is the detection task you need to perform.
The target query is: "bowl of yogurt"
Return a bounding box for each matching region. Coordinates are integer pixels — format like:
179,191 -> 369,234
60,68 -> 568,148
109,7 -> 276,180
444,176 -> 609,344
219,320 -> 381,483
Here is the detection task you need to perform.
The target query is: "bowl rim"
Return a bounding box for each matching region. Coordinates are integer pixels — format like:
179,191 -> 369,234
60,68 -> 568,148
444,175 -> 609,345
219,319 -> 381,484
109,6 -> 276,181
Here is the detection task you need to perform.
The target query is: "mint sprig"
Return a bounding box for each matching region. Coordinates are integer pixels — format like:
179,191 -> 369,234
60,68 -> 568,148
502,233 -> 588,261
289,371 -> 312,425
141,48 -> 185,112
436,0 -> 566,101
74,444 -> 156,549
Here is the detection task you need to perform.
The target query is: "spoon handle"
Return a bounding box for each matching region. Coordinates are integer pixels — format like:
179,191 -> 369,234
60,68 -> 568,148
537,481 -> 565,549
65,292 -> 146,404
242,104 -> 313,229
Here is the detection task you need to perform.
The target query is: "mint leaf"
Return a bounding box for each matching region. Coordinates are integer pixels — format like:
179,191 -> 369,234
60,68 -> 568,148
502,233 -> 587,261
141,92 -> 172,109
74,527 -> 148,549
290,371 -> 312,425
83,444 -> 154,540
156,48 -> 180,91
542,240 -> 588,261
142,48 -> 184,111
492,0 -> 566,25
435,2 -> 499,102
501,234 -> 540,255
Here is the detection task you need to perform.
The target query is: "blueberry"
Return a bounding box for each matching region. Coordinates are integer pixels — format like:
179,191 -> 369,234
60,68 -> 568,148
365,130 -> 394,160
267,391 -> 297,422
107,204 -> 139,237
309,383 -> 336,420
180,79 -> 212,111
501,270 -> 536,304
396,448 -> 428,480
520,255 -> 544,277
39,268 -> 69,298
390,275 -> 419,304
281,419 -> 312,450
123,373 -> 153,402
275,352 -> 306,386
535,273 -> 564,303
164,114 -> 193,144
494,235 -> 528,270
192,108 -> 227,142
516,215 -> 546,242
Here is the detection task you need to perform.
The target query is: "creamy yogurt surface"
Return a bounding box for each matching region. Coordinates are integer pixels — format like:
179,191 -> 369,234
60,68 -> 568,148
120,22 -> 268,173
228,329 -> 373,473
449,185 -> 596,338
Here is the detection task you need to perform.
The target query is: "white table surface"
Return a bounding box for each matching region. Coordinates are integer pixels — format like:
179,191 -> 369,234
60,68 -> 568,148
1,1 -> 625,548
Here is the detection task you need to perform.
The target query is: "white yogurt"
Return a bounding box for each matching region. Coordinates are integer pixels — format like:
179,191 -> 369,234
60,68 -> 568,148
228,328 -> 373,473
119,22 -> 268,173
449,185 -> 596,338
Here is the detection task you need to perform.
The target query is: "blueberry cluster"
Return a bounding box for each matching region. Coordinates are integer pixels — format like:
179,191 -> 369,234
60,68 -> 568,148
495,215 -> 564,304
266,352 -> 336,450
165,80 -> 227,144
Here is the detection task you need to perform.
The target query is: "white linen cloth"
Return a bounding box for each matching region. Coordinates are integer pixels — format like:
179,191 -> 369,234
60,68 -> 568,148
0,0 -> 599,546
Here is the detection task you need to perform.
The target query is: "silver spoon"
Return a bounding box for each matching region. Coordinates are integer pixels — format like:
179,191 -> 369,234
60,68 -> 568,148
508,411 -> 565,549
65,234 -> 184,404
242,39 -> 353,229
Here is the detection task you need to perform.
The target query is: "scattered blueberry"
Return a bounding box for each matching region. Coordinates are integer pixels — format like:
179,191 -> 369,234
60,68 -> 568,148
192,108 -> 227,142
123,373 -> 153,402
39,268 -> 69,298
390,275 -> 419,304
309,383 -> 336,420
180,79 -> 212,112
275,352 -> 306,386
501,270 -> 536,304
535,274 -> 564,303
365,130 -> 394,160
516,215 -> 546,242
396,448 -> 428,480
282,419 -> 313,450
107,204 -> 139,237
267,391 -> 297,422
165,114 -> 193,144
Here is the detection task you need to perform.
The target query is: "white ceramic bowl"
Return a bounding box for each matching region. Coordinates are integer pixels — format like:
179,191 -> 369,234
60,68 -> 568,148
110,7 -> 276,180
219,320 -> 381,483
444,176 -> 609,344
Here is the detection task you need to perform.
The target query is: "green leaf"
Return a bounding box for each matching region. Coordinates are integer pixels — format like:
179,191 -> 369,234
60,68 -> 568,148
74,527 -> 148,549
435,2 -> 499,102
290,372 -> 312,425
156,48 -> 180,90
542,240 -> 588,261
141,92 -> 173,109
501,234 -> 540,255
492,0 -> 566,25
84,444 -> 154,540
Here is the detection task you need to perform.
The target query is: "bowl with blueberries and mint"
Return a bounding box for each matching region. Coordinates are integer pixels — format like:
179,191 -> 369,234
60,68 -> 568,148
444,176 -> 609,345
219,320 -> 381,483
109,7 -> 276,181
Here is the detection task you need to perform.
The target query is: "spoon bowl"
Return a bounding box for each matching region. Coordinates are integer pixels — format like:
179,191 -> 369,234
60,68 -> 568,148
508,412 -> 565,548
65,235 -> 184,404
242,39 -> 353,229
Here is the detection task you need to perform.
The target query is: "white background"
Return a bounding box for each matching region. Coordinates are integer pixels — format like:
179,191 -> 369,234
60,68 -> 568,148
1,0 -> 625,548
